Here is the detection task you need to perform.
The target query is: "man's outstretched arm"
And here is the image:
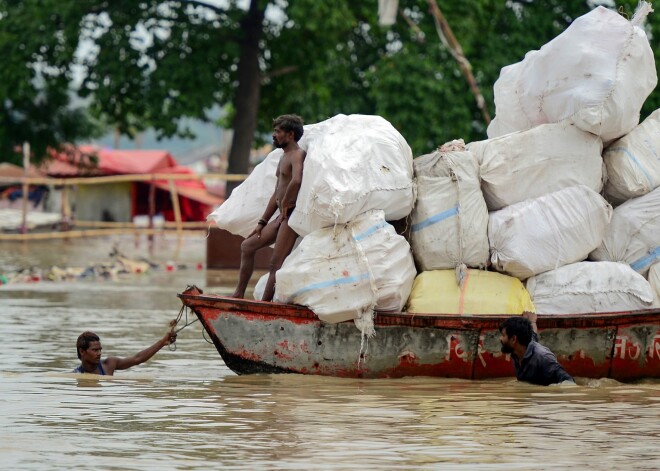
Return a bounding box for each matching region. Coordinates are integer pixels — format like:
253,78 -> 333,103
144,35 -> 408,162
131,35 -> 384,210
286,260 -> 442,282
107,331 -> 176,371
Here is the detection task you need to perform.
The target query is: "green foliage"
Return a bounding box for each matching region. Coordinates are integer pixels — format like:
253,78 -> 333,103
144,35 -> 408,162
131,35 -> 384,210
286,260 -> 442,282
2,0 -> 660,164
0,0 -> 104,164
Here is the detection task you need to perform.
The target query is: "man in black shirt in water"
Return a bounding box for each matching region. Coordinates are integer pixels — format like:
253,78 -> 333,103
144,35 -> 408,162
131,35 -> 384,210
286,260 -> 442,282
499,313 -> 575,386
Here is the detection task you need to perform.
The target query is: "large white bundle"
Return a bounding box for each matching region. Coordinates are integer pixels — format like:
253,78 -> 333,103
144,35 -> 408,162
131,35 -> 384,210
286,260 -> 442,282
207,118 -> 338,238
468,123 -> 604,210
590,186 -> 660,276
410,144 -> 489,270
489,185 -> 612,280
252,273 -> 269,301
206,149 -> 280,238
526,261 -> 657,314
274,210 -> 416,332
288,114 -> 415,236
604,109 -> 660,205
488,5 -> 657,143
649,263 -> 660,302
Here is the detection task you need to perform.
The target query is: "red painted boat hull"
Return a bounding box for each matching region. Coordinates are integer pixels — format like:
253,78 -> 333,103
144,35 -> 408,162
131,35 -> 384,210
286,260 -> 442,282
178,286 -> 660,380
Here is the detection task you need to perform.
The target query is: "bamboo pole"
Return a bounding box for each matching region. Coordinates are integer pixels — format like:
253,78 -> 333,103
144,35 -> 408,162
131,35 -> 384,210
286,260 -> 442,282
20,142 -> 30,234
61,185 -> 71,231
0,172 -> 248,186
426,0 -> 491,126
0,228 -> 208,241
148,179 -> 156,248
73,220 -> 209,229
168,178 -> 184,245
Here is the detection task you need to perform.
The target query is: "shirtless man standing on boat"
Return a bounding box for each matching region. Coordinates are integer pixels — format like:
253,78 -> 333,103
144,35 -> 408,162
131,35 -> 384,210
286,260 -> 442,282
73,330 -> 176,375
231,114 -> 306,302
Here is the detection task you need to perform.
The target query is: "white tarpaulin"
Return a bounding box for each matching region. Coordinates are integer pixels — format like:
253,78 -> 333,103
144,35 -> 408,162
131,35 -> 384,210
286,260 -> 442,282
489,185 -> 612,280
468,123 -> 604,210
274,210 -> 416,333
288,114 -> 415,237
410,143 -> 489,270
590,186 -> 660,276
206,117 -> 338,238
649,263 -> 660,303
487,5 -> 657,143
526,261 -> 657,314
604,108 -> 660,205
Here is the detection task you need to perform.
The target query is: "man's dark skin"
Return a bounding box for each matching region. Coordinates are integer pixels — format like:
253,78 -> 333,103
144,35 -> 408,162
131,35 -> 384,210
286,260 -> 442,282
232,115 -> 306,301
501,312 -> 539,360
499,312 -> 575,386
74,331 -> 176,375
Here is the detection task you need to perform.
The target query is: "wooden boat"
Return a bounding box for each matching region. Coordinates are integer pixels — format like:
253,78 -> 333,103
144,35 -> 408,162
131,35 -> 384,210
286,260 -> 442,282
179,285 -> 660,381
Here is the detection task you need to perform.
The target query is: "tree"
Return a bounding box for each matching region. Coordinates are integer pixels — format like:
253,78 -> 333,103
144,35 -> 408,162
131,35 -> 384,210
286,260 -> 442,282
0,1 -> 103,165
2,0 -> 658,172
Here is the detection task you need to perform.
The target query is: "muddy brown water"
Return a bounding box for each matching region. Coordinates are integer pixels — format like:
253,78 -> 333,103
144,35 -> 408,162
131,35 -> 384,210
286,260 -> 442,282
2,236 -> 660,470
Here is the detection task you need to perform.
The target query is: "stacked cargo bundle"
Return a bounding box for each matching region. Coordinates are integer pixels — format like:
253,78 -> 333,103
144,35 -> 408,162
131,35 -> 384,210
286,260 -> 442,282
211,114 -> 417,336
477,4 -> 659,314
210,4 -> 660,322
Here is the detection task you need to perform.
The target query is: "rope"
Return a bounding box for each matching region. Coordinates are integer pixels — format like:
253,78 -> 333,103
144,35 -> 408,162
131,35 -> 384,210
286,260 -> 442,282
349,222 -> 379,368
167,304 -> 200,351
449,162 -> 468,288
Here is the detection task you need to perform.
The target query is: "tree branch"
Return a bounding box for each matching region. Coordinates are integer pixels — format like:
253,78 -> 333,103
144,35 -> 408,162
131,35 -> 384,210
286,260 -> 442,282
180,0 -> 227,16
261,65 -> 298,83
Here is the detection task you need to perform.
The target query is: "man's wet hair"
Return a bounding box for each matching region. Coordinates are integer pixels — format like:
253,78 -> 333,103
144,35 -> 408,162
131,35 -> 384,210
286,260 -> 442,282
76,331 -> 100,359
273,114 -> 304,141
499,316 -> 534,347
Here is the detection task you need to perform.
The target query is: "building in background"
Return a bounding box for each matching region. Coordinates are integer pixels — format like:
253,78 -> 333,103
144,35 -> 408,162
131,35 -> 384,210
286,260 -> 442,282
42,146 -> 222,223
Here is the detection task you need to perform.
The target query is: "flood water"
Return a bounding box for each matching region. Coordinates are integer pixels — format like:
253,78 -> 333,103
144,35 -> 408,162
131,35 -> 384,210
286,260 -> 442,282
2,236 -> 660,470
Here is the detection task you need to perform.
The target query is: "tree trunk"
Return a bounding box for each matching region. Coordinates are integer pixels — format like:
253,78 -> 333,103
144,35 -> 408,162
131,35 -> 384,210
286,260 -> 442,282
225,0 -> 266,196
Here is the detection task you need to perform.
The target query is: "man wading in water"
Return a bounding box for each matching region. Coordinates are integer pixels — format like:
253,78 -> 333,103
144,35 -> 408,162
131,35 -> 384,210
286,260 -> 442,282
499,313 -> 575,386
73,331 -> 176,375
232,114 -> 306,301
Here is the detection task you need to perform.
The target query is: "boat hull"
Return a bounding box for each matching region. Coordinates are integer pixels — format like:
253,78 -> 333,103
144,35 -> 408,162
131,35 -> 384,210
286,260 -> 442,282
179,286 -> 660,380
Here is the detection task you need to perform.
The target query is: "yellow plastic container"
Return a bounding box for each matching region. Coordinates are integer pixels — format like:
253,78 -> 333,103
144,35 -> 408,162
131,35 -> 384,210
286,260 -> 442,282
406,269 -> 535,315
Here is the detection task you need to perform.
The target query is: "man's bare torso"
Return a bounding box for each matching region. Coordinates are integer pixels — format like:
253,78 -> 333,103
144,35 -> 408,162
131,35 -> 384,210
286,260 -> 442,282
275,149 -> 306,210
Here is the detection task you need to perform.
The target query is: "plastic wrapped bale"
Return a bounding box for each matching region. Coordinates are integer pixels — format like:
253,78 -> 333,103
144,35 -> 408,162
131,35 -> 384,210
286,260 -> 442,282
467,123 -> 604,211
489,185 -> 613,280
406,269 -> 535,315
252,273 -> 269,301
273,210 -> 416,334
410,141 -> 489,271
603,109 -> 660,205
526,261 -> 657,314
207,117 -> 338,237
590,186 -> 660,276
649,263 -> 660,303
288,114 -> 415,237
487,5 -> 657,143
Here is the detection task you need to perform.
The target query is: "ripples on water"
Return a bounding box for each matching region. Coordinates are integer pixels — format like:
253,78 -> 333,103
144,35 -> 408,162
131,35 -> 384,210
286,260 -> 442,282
2,237 -> 660,470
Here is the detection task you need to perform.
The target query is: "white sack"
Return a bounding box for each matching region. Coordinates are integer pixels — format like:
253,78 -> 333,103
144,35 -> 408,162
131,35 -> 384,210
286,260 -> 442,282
207,149 -> 281,238
604,109 -> 660,205
488,5 -> 657,143
649,263 -> 660,303
288,114 -> 415,236
489,185 -> 613,280
253,273 -> 269,301
207,118 -> 336,238
274,210 -> 416,330
468,123 -> 604,210
590,186 -> 660,276
526,261 -> 657,314
410,143 -> 489,270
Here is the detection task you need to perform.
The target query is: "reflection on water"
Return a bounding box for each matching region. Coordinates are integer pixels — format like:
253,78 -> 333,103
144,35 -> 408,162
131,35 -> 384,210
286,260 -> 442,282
2,236 -> 660,470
